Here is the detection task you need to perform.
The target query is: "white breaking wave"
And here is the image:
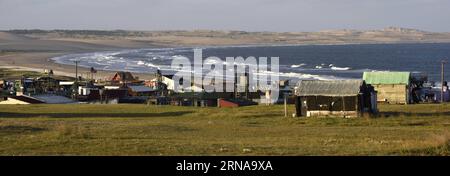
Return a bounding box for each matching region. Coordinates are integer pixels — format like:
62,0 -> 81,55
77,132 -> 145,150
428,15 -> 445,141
291,63 -> 306,68
256,70 -> 339,80
145,63 -> 160,69
50,47 -> 352,81
137,61 -> 146,65
331,66 -> 351,71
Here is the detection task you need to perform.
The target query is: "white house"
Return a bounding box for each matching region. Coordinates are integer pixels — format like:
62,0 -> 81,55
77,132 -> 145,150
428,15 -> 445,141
151,75 -> 202,92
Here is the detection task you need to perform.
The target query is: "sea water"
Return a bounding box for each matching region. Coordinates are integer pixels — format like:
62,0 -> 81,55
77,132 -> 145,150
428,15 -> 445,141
51,43 -> 450,82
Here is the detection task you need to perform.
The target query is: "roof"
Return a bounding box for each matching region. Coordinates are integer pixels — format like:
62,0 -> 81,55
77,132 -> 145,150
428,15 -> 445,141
163,75 -> 174,79
128,85 -> 155,92
59,81 -> 75,86
295,80 -> 363,96
9,95 -> 45,104
112,72 -> 137,82
104,85 -> 121,89
33,94 -> 77,104
363,72 -> 410,85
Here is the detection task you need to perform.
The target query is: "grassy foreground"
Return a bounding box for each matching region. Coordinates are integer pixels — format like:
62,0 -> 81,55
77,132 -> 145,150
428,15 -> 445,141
0,104 -> 449,156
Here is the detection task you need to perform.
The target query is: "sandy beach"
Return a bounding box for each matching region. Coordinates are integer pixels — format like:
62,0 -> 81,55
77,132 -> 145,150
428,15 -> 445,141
0,32 -> 164,80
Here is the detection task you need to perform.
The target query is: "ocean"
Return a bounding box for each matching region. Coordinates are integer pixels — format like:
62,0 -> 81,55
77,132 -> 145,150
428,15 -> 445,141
51,43 -> 450,83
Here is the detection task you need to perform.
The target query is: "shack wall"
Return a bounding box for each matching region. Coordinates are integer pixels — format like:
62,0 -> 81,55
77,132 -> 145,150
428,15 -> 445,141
301,96 -> 358,111
296,95 -> 361,117
373,84 -> 408,104
306,110 -> 359,118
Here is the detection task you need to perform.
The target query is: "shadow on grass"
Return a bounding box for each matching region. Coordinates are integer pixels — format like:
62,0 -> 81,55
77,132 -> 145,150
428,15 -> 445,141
397,141 -> 450,156
0,111 -> 194,118
378,111 -> 450,118
240,113 -> 284,118
0,125 -> 47,135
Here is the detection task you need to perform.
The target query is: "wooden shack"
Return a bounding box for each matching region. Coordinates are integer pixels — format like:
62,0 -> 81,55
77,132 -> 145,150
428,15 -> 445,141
294,80 -> 377,118
363,72 -> 411,104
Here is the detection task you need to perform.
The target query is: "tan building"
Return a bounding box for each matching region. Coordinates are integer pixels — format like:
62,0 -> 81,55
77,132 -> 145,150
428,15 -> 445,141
363,72 -> 411,104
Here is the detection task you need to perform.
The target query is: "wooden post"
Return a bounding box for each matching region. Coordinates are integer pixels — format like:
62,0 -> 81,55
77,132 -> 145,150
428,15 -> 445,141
355,95 -> 359,117
295,96 -> 300,117
342,96 -> 346,117
284,93 -> 288,117
74,60 -> 79,98
441,60 -> 447,103
75,60 -> 79,81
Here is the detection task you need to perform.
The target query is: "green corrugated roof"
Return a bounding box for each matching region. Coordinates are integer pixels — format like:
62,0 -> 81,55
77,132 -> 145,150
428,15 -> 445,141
363,72 -> 410,85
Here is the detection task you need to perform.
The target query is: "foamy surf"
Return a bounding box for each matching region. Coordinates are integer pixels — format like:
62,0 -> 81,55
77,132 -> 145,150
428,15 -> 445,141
331,66 -> 351,70
291,63 -> 306,68
50,46 -> 377,82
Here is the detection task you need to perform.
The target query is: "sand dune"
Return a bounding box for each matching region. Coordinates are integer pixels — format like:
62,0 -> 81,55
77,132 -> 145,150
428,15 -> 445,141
0,31 -> 31,42
0,34 -> 154,53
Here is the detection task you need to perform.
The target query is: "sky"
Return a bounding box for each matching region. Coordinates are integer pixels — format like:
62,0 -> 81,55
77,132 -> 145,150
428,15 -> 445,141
0,0 -> 449,32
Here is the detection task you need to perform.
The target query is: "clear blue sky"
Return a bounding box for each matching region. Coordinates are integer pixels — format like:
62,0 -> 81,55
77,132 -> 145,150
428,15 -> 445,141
0,0 -> 449,32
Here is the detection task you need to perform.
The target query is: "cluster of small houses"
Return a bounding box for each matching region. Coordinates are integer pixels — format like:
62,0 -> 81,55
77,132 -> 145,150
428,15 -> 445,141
0,70 -> 449,118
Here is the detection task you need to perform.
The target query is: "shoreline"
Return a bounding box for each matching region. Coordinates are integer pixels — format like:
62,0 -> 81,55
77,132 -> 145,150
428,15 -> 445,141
2,29 -> 450,81
0,52 -> 160,80
44,41 -> 450,75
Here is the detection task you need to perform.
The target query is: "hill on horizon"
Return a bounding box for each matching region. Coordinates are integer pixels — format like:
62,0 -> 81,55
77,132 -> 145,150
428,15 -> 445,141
2,27 -> 450,47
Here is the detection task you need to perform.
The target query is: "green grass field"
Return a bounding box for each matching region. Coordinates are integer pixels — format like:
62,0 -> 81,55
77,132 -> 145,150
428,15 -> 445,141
0,68 -> 46,80
0,103 -> 449,156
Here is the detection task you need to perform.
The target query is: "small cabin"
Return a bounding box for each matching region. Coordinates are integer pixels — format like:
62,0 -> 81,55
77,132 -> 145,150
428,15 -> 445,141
363,72 -> 411,104
294,80 -> 377,118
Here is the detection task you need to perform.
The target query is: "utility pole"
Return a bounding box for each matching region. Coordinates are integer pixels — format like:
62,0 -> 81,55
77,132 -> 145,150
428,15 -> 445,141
74,60 -> 79,82
284,93 -> 288,117
74,60 -> 79,98
441,60 -> 447,103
